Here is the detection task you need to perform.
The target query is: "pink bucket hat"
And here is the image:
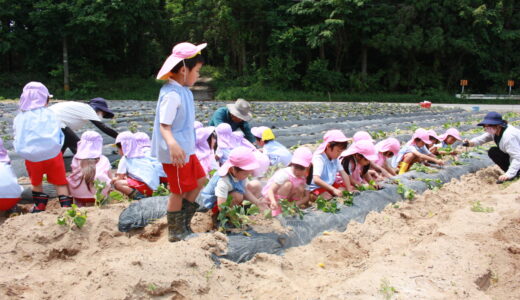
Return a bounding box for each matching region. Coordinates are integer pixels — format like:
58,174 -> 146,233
116,131 -> 143,158
0,139 -> 10,163
375,138 -> 401,156
19,82 -> 52,111
194,121 -> 203,129
340,140 -> 379,161
353,131 -> 374,143
314,130 -> 350,154
439,128 -> 462,141
291,146 -> 313,167
215,123 -> 234,148
134,132 -> 151,149
410,128 -> 432,145
196,126 -> 215,159
75,131 -> 103,159
218,146 -> 259,176
251,126 -> 269,139
426,129 -> 441,142
156,42 -> 207,80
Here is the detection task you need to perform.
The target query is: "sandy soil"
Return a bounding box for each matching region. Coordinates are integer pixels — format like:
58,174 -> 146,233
0,165 -> 519,300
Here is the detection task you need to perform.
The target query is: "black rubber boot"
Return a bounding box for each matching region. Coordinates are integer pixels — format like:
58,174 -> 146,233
129,189 -> 146,200
166,211 -> 189,242
58,195 -> 73,207
32,192 -> 49,213
6,205 -> 22,218
182,199 -> 199,233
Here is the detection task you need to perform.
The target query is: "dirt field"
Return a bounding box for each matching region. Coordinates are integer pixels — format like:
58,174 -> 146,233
0,165 -> 518,299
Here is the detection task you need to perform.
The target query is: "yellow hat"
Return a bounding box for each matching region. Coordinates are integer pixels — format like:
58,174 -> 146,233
262,128 -> 275,141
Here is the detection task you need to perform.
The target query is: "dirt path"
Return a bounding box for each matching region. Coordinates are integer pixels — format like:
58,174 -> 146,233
1,165 -> 519,299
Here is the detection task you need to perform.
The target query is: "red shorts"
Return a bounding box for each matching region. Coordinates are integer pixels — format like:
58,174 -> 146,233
311,181 -> 346,196
74,198 -> 95,206
127,177 -> 153,197
25,153 -> 67,186
163,154 -> 206,194
0,198 -> 20,211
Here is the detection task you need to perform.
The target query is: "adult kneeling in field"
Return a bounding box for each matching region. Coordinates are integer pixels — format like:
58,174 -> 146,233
209,98 -> 255,143
464,112 -> 520,184
49,98 -> 119,154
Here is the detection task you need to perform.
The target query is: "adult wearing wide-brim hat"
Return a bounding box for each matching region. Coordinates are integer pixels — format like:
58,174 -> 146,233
49,97 -> 119,154
464,111 -> 520,183
208,98 -> 255,143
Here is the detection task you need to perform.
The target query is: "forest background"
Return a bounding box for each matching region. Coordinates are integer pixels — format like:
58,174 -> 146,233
1,0 -> 519,103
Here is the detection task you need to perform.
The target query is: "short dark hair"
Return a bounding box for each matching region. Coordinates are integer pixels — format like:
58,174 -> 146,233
170,54 -> 205,73
328,141 -> 349,151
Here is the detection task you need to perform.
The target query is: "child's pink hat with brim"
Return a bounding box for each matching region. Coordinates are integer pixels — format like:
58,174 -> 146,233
194,121 -> 204,129
0,139 -> 10,163
75,131 -> 103,159
215,123 -> 234,148
116,131 -> 143,158
218,146 -> 259,176
134,132 -> 151,149
340,140 -> 378,161
410,128 -> 432,145
439,128 -> 462,141
156,42 -> 207,80
375,138 -> 400,156
314,130 -> 350,155
19,82 -> 52,111
353,131 -> 374,143
291,146 -> 313,167
426,129 -> 441,142
251,126 -> 269,139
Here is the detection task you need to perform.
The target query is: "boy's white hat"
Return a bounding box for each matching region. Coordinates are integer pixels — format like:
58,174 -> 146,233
156,42 -> 207,80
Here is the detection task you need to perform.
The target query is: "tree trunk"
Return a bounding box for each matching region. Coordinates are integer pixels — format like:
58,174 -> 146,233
361,46 -> 367,81
319,45 -> 325,60
63,37 -> 70,91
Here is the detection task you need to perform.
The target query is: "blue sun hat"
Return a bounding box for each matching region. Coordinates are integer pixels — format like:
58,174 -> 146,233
89,97 -> 114,119
477,112 -> 506,126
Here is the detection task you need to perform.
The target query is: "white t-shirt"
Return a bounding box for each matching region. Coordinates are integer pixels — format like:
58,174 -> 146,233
49,102 -> 101,130
116,157 -> 127,174
215,176 -> 247,198
159,80 -> 182,125
312,154 -> 342,176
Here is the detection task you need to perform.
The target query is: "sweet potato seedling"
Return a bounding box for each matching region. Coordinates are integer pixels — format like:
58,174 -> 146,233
57,204 -> 87,229
394,179 -> 415,201
279,199 -> 304,219
152,184 -> 170,196
316,196 -> 340,213
470,201 -> 494,213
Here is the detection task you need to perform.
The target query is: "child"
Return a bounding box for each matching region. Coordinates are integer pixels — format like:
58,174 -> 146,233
308,130 -> 354,199
426,129 -> 442,155
230,130 -> 270,177
251,126 -> 269,146
135,132 -> 167,183
67,131 -> 112,206
13,82 -> 72,212
195,126 -> 219,177
340,140 -> 379,187
200,146 -> 264,212
215,123 -> 235,164
436,128 -> 462,155
151,42 -> 208,242
114,131 -> 161,199
254,128 -> 292,166
352,131 -> 374,143
391,128 -> 444,174
0,140 -> 23,217
371,137 -> 400,178
261,146 -> 313,216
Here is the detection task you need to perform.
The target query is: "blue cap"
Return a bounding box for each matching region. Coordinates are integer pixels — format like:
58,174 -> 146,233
89,97 -> 114,119
477,111 -> 506,126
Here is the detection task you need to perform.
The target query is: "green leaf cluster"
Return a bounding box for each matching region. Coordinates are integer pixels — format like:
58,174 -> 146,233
57,204 -> 87,229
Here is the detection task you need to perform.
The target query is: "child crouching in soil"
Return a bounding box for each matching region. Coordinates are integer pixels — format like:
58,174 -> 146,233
308,130 -> 354,200
200,146 -> 265,215
0,139 -> 23,217
392,128 -> 444,174
340,140 -> 379,188
67,131 -> 112,206
261,146 -> 313,216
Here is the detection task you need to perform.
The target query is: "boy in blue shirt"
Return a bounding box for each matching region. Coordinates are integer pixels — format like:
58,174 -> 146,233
151,42 -> 207,242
